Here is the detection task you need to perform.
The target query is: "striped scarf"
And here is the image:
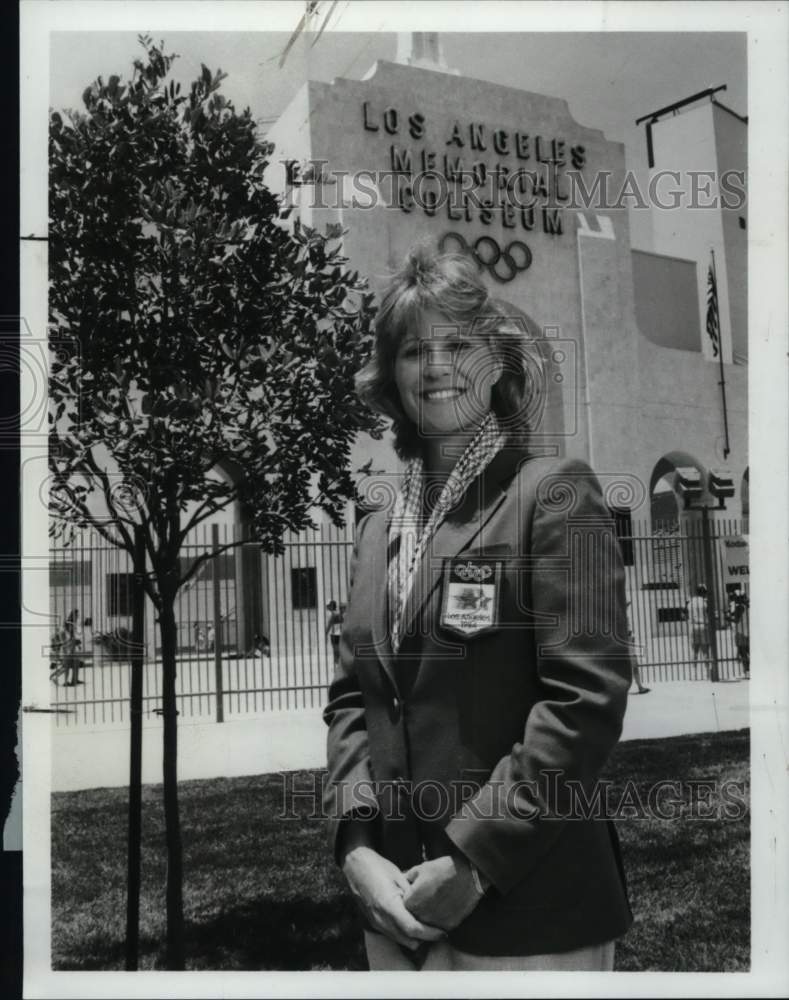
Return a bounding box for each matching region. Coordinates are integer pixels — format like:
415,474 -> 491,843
387,412 -> 506,652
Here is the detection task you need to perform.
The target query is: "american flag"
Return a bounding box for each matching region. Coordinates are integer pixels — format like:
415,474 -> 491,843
706,257 -> 720,357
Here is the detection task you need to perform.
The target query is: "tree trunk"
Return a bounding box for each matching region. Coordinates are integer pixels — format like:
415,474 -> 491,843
159,596 -> 185,969
125,526 -> 146,970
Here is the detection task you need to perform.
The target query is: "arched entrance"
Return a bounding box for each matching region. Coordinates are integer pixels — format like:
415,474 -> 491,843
641,452 -> 709,648
649,451 -> 709,532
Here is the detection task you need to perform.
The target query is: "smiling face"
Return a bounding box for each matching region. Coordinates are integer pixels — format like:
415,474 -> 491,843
393,308 -> 502,450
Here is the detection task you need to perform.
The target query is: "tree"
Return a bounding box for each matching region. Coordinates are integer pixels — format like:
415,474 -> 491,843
48,36 -> 382,969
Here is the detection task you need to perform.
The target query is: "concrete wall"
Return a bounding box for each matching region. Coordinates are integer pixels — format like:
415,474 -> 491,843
266,61 -> 637,468
264,64 -> 748,544
648,101 -> 744,366
631,249 -> 700,352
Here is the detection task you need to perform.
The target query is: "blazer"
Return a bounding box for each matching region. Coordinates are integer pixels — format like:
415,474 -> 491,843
323,448 -> 634,956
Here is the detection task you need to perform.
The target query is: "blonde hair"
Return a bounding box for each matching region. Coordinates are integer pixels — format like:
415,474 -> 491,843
356,245 -> 544,459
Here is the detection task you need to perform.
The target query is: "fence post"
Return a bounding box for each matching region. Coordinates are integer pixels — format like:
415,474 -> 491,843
211,524 -> 225,723
234,522 -> 248,654
701,507 -> 720,682
125,524 -> 146,970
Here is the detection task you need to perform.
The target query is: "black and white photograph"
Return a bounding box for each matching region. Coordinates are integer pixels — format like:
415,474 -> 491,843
14,1 -> 789,996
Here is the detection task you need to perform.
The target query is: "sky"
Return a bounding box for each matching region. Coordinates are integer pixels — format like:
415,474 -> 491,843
49,28 -> 748,141
48,23 -> 747,249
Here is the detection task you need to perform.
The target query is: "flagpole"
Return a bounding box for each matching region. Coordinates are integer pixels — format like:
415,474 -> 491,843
711,249 -> 731,459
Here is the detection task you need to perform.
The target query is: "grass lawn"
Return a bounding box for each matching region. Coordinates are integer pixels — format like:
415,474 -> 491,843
51,728 -> 749,971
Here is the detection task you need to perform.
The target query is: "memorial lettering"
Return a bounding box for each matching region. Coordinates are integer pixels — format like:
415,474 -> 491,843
363,101 -> 590,272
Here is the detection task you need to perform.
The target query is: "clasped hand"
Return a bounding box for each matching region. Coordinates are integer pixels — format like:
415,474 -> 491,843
402,854 -> 482,931
343,842 -> 483,950
342,845 -> 446,951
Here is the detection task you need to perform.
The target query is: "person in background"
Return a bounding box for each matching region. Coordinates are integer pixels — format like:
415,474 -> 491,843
686,584 -> 711,677
252,632 -> 271,658
61,612 -> 83,686
325,600 -> 344,667
726,587 -> 750,678
80,616 -> 94,676
625,600 -> 650,694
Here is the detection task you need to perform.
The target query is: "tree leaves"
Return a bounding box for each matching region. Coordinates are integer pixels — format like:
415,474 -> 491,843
49,35 -> 383,569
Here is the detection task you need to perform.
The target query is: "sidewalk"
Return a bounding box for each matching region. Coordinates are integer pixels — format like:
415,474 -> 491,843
51,678 -> 751,793
620,676 -> 749,742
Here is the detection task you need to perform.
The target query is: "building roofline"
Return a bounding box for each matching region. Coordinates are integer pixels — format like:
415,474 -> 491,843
631,247 -> 698,269
712,99 -> 748,124
635,85 -> 727,125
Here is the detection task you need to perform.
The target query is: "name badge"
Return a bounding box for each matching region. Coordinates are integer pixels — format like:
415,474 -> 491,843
440,558 -> 502,638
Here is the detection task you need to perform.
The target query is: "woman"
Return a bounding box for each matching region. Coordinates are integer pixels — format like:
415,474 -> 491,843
323,247 -> 633,971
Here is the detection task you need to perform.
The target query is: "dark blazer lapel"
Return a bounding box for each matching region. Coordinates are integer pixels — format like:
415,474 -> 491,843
364,512 -> 396,671
398,447 -> 528,644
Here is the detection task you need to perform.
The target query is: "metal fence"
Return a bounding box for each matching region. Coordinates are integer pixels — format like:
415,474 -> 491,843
48,514 -> 749,726
48,521 -> 354,726
621,516 -> 749,684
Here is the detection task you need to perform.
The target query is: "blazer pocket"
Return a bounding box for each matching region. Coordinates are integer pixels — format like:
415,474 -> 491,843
439,550 -> 511,643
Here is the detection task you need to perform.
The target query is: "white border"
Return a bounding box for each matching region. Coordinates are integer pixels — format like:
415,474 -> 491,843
20,1 -> 789,997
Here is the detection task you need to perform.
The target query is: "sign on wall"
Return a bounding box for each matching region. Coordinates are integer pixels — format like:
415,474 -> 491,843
719,534 -> 749,587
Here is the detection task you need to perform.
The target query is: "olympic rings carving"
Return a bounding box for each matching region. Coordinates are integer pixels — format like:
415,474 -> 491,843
439,231 -> 532,283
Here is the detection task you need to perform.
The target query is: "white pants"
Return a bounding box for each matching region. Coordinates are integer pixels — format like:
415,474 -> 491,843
365,931 -> 615,971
